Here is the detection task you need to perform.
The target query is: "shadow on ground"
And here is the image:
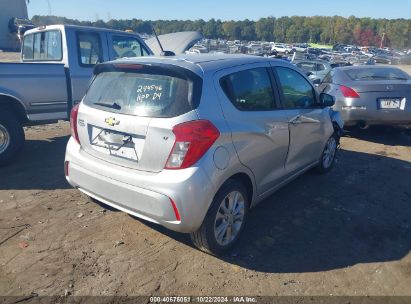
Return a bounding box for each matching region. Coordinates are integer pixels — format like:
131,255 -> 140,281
0,135 -> 70,190
344,126 -> 411,147
145,148 -> 411,273
2,125 -> 411,274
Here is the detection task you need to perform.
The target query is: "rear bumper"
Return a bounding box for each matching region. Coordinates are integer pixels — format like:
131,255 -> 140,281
65,138 -> 215,233
336,99 -> 411,127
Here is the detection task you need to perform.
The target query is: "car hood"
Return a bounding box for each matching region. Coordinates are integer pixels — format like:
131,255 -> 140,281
145,31 -> 203,55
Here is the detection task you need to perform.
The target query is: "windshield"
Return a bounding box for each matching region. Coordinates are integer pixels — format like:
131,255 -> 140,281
345,68 -> 409,81
83,67 -> 201,118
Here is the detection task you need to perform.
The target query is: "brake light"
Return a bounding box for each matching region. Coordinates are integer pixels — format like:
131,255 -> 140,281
340,85 -> 360,98
70,104 -> 80,144
165,120 -> 220,170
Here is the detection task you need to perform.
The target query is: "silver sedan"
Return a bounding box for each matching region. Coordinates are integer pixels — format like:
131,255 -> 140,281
319,66 -> 411,129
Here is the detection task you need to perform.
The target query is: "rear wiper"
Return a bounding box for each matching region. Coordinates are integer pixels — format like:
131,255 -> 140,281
93,101 -> 122,110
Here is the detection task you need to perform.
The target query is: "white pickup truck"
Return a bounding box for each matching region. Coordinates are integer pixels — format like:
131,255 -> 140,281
0,24 -> 202,165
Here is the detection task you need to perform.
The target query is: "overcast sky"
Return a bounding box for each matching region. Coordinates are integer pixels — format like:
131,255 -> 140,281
28,0 -> 411,21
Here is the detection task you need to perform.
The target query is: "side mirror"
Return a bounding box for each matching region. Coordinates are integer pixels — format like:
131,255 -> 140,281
306,71 -> 313,77
320,93 -> 335,107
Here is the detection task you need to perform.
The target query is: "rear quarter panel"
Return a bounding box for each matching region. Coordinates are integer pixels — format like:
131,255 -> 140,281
195,70 -> 258,207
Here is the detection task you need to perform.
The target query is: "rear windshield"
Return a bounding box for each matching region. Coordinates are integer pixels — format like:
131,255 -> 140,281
22,30 -> 62,61
83,66 -> 201,118
345,68 -> 409,81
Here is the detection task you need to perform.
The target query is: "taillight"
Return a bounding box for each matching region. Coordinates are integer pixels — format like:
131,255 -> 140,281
70,104 -> 80,144
165,120 -> 220,170
340,85 -> 360,98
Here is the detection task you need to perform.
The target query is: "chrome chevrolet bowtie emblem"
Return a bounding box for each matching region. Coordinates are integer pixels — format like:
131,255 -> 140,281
104,117 -> 120,127
386,85 -> 394,91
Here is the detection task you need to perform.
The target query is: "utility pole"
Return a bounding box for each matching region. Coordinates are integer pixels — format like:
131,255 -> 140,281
47,0 -> 52,15
380,32 -> 386,49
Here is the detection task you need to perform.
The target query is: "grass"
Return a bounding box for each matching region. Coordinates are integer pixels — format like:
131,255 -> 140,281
309,43 -> 333,49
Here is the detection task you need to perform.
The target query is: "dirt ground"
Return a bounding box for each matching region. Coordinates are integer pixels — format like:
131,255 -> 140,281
0,124 -> 410,298
0,52 -> 19,62
0,52 -> 411,298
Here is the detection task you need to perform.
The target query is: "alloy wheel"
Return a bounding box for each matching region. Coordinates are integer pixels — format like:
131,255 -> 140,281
214,191 -> 246,246
0,124 -> 10,154
323,136 -> 337,169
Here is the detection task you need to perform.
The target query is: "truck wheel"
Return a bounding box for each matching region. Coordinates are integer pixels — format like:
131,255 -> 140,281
190,180 -> 249,256
0,110 -> 25,166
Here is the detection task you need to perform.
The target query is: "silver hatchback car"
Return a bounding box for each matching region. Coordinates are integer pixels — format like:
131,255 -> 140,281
65,54 -> 343,255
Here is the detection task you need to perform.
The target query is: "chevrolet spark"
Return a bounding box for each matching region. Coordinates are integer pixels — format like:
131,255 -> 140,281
65,54 -> 342,255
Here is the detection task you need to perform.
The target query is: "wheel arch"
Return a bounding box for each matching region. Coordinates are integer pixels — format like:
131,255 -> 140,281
224,172 -> 254,206
0,94 -> 28,123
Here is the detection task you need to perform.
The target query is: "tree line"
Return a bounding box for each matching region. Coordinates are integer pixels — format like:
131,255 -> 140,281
31,15 -> 411,48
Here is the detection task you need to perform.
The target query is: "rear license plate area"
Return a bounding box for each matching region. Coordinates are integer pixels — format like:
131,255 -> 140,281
90,127 -> 141,162
378,98 -> 406,110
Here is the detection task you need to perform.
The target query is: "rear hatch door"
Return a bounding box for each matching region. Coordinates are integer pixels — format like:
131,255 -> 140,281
76,63 -> 202,173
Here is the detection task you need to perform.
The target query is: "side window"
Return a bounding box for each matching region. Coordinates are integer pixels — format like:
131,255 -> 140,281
45,31 -> 62,60
22,31 -> 62,61
322,70 -> 334,84
33,32 -> 42,60
141,47 -> 149,56
220,67 -> 276,111
276,67 -> 316,109
316,63 -> 326,71
22,33 -> 34,60
77,32 -> 102,66
112,35 -> 149,59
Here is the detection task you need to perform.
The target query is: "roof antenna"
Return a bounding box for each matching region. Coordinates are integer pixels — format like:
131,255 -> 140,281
152,25 -> 175,57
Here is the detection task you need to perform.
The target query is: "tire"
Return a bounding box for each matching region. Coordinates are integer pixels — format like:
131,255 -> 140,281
190,179 -> 250,256
316,133 -> 338,174
0,110 -> 25,166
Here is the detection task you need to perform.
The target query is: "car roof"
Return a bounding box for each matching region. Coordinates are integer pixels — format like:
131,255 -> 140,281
104,54 -> 288,76
25,24 -> 141,36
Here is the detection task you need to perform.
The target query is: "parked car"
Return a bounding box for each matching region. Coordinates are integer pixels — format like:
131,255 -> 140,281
373,55 -> 399,65
0,24 -> 202,165
65,54 -> 343,255
271,43 -> 293,54
292,43 -> 308,53
330,61 -> 352,68
319,66 -> 411,129
306,47 -> 325,56
294,59 -> 332,83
